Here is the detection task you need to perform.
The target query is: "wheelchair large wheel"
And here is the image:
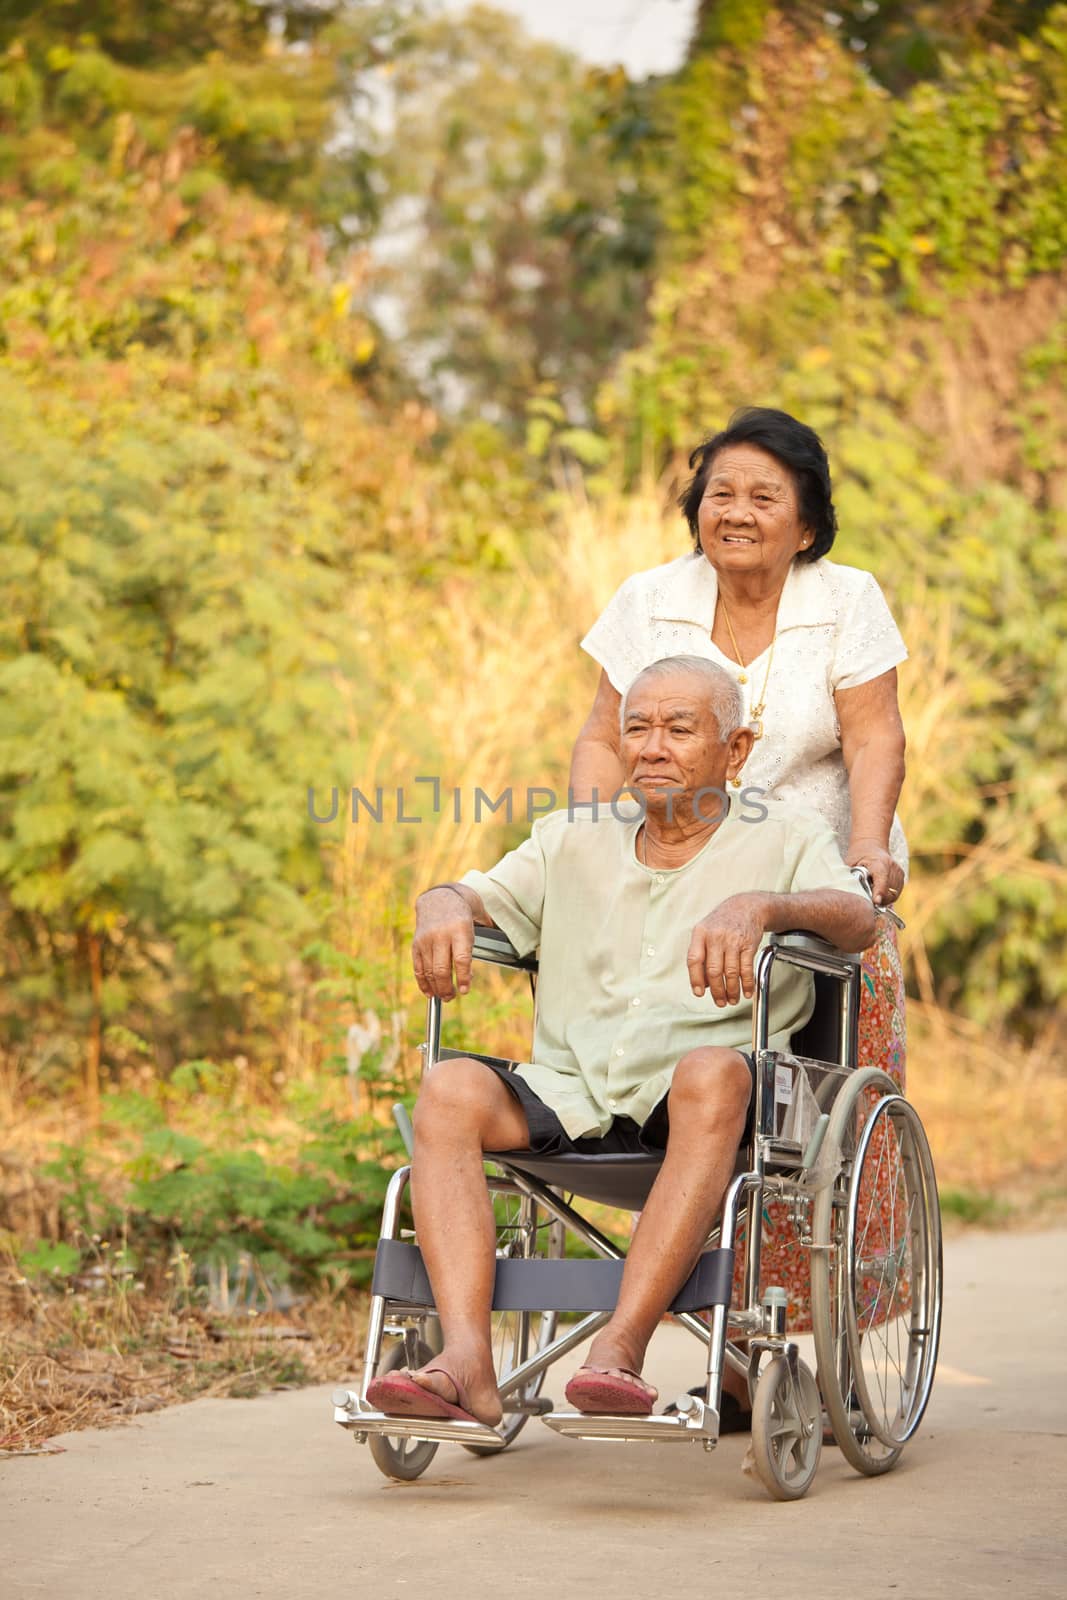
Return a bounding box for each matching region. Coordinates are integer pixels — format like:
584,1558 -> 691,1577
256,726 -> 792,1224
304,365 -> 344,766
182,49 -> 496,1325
464,1186 -> 563,1455
367,1333 -> 441,1482
811,1069 -> 942,1476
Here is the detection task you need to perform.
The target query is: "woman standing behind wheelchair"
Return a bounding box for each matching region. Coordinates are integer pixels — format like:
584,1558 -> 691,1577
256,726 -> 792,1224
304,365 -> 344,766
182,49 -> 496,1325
569,406 -> 908,1415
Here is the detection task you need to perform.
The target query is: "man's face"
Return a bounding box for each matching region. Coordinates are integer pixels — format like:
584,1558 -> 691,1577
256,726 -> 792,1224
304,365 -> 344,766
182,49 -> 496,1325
620,673 -> 752,819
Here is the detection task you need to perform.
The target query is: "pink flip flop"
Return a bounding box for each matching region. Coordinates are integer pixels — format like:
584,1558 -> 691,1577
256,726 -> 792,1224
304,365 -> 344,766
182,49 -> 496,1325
564,1366 -> 656,1416
366,1366 -> 480,1424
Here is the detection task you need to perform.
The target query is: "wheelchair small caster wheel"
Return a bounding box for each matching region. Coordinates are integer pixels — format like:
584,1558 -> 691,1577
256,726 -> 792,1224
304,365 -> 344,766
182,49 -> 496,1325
750,1355 -> 822,1501
367,1338 -> 440,1482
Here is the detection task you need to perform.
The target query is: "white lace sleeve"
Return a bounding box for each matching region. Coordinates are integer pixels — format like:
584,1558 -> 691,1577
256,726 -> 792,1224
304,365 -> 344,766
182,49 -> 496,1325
579,574 -> 654,693
832,572 -> 908,692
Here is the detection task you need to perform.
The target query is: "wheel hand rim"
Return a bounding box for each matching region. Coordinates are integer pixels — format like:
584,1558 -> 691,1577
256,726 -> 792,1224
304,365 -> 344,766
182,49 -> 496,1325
844,1094 -> 942,1449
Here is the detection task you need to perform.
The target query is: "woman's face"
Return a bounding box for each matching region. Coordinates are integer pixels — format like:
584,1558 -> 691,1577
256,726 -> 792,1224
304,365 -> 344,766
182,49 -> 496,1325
696,444 -> 812,585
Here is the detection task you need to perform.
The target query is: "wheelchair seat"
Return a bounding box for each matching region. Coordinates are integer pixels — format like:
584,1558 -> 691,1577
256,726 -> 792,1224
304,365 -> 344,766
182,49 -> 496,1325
492,1148 -> 664,1209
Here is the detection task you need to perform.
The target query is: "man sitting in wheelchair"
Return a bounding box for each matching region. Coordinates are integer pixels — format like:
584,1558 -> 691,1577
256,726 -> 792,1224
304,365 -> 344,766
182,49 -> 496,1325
369,654 -> 876,1427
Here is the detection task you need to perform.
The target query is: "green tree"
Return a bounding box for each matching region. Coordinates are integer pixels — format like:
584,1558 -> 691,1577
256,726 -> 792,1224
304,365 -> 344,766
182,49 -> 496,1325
693,0 -> 1061,88
369,5 -> 661,427
0,1 -> 415,223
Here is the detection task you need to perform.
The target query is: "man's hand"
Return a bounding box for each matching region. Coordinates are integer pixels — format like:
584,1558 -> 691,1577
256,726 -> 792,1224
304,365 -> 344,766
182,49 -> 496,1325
687,893 -> 770,1007
412,887 -> 477,1000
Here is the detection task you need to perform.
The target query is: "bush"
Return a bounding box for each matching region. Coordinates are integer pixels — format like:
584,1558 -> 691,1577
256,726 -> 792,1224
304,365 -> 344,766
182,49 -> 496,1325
0,48 -> 42,133
54,49 -> 123,125
27,1095 -> 403,1290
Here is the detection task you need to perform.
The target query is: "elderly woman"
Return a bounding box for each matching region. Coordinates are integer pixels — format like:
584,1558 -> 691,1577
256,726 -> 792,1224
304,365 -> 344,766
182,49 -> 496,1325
572,406 -> 906,903
568,405 -> 908,1411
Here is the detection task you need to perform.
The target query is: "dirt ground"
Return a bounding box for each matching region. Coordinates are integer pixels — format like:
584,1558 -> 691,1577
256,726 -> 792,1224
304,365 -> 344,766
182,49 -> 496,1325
2,1226 -> 1065,1600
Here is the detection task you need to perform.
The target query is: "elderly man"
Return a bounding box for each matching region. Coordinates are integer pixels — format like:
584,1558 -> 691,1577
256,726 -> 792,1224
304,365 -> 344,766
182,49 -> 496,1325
369,655 -> 875,1425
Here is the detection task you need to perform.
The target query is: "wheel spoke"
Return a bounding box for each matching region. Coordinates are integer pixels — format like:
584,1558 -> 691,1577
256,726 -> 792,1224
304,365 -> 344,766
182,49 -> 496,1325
769,1417 -> 802,1444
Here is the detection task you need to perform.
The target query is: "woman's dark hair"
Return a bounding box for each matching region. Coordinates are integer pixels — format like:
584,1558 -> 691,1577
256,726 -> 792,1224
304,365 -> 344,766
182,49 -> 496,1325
678,406 -> 837,562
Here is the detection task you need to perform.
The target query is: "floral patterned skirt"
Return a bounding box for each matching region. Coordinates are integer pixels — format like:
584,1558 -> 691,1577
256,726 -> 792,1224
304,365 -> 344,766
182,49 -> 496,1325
728,919 -> 906,1331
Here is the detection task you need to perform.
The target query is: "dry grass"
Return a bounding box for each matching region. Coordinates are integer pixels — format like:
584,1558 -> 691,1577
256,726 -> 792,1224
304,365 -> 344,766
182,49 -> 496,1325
907,1003 -> 1067,1203
0,1255 -> 364,1456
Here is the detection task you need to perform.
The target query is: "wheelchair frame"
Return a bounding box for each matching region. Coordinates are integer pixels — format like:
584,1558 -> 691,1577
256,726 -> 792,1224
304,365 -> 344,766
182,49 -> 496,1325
334,906 -> 942,1499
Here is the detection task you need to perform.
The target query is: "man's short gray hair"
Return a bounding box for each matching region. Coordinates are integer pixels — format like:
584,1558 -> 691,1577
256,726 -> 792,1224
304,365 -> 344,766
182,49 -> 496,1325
620,655 -> 745,742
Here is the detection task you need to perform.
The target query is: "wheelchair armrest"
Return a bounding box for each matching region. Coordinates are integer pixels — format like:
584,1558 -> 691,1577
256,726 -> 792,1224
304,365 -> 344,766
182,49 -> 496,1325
766,930 -> 860,974
472,925 -> 538,973
759,933 -> 861,1066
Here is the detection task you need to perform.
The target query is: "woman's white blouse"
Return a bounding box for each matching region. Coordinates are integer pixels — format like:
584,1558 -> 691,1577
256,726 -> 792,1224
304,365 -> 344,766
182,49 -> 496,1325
580,553 -> 909,871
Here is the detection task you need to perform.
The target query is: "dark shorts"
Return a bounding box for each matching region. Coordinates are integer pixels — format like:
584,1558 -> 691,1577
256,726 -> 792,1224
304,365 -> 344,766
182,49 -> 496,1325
483,1052 -> 756,1160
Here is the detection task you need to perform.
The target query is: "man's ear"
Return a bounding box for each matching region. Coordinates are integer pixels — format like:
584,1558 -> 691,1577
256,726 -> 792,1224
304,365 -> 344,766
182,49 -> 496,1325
725,726 -> 755,781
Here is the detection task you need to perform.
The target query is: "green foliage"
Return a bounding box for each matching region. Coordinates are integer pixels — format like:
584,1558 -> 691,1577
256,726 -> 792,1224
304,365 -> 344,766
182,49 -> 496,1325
0,367 -> 349,1070
0,3 -> 414,225
939,1186 -> 1011,1226
776,1 -> 1060,93
0,91 -> 531,1086
18,1238 -> 83,1277
873,33 -> 1067,297
31,1091 -> 401,1287
0,2 -> 273,66
53,46 -> 123,124
0,42 -> 42,131
693,0 -> 773,54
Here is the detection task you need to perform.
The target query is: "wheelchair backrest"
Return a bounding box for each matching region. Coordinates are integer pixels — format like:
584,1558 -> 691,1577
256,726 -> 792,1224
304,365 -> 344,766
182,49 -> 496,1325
789,970 -> 842,1063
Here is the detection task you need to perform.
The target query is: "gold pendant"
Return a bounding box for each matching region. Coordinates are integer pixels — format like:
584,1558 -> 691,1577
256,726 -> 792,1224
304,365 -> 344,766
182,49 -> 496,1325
750,718 -> 763,740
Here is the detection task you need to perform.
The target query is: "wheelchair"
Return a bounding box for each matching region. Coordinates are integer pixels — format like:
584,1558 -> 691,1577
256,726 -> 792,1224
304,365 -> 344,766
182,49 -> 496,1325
333,890 -> 943,1501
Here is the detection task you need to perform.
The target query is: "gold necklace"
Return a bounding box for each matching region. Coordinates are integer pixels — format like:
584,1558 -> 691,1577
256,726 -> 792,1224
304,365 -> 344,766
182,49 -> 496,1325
717,596 -> 777,743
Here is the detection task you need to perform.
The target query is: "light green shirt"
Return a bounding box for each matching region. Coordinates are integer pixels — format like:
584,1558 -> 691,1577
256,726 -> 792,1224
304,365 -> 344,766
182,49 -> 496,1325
460,801 -> 866,1139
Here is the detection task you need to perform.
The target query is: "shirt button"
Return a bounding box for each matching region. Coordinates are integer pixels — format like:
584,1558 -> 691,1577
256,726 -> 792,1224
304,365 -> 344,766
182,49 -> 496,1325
631,997 -> 641,1006
654,874 -> 664,885
646,946 -> 655,956
608,1098 -> 617,1108
615,1048 -> 624,1057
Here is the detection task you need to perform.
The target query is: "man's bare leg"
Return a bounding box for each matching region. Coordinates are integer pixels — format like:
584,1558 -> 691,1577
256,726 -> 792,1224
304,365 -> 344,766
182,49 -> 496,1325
403,1057 -> 530,1425
578,1047 -> 752,1400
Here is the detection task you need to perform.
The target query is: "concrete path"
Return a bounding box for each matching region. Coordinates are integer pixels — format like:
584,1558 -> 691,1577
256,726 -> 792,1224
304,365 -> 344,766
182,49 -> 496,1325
3,1229 -> 1065,1600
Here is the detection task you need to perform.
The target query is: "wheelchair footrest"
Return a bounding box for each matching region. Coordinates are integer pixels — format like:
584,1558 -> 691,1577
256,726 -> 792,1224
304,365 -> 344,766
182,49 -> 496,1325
541,1405 -> 720,1445
332,1391 -> 507,1450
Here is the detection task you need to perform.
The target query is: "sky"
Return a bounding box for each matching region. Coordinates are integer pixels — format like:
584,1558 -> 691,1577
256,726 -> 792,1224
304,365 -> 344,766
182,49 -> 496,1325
440,0 -> 700,78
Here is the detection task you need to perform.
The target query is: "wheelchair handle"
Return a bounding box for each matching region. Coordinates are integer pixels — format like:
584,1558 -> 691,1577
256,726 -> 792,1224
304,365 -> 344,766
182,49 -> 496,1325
849,864 -> 905,929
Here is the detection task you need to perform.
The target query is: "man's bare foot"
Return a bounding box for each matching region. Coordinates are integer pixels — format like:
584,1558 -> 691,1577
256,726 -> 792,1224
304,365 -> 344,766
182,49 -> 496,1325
405,1357 -> 503,1427
576,1333 -> 658,1408
564,1365 -> 657,1415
